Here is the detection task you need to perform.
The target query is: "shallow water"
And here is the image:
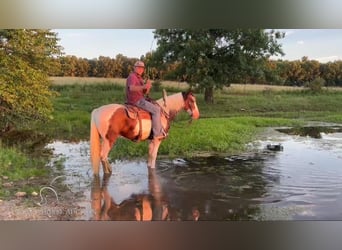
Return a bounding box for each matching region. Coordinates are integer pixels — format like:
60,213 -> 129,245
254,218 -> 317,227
46,125 -> 342,220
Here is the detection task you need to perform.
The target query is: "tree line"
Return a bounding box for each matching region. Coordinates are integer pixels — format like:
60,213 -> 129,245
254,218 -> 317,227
52,54 -> 137,78
51,54 -> 342,88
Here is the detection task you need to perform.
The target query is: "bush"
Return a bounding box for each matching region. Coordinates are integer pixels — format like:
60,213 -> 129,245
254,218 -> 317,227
0,30 -> 62,132
152,80 -> 162,91
305,77 -> 326,93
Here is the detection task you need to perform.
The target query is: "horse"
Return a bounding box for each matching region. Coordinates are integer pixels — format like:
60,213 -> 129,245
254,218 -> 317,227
90,90 -> 200,175
91,167 -> 201,221
91,168 -> 169,221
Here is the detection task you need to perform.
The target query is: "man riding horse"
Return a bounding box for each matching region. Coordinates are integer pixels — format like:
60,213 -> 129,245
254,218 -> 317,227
125,60 -> 167,140
90,62 -> 200,174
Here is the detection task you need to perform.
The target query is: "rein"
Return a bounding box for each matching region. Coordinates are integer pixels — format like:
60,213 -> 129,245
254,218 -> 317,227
163,103 -> 194,128
144,91 -> 197,133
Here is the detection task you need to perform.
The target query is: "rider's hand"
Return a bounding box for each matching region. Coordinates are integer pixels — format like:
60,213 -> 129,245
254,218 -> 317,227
145,80 -> 152,91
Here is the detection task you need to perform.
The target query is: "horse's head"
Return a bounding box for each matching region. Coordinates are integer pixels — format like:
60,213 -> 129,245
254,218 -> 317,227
182,91 -> 200,120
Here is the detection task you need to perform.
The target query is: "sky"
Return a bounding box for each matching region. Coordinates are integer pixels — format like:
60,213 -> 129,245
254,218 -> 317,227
54,29 -> 156,59
54,29 -> 342,63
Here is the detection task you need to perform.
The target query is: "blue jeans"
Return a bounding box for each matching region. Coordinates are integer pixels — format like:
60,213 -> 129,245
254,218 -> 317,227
135,98 -> 163,137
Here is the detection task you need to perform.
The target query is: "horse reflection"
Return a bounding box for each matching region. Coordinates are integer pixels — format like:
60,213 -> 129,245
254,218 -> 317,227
91,169 -> 169,221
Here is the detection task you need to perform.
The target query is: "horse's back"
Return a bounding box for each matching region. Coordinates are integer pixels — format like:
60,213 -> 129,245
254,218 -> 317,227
93,103 -> 124,116
92,103 -> 125,129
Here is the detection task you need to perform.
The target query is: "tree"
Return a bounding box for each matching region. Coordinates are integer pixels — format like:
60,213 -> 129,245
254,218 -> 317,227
60,55 -> 78,76
0,29 -> 62,132
283,60 -> 306,86
320,61 -> 342,87
76,58 -> 90,77
153,29 -> 285,103
301,56 -> 320,83
97,56 -> 115,78
264,60 -> 286,85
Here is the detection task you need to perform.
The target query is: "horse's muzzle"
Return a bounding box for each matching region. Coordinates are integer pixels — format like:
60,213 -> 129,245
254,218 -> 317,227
192,109 -> 200,120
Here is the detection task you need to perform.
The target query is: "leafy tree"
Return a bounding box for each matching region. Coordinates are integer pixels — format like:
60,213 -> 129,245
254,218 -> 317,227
283,60 -> 306,86
76,58 -> 90,77
264,60 -> 286,85
301,56 -> 320,83
97,56 -> 115,78
114,54 -> 135,78
87,58 -> 99,77
0,29 -> 62,133
60,55 -> 78,76
153,29 -> 285,103
320,61 -> 342,87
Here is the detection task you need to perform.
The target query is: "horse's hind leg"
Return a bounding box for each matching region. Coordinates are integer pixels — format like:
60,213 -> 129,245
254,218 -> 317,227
100,137 -> 114,174
101,159 -> 112,175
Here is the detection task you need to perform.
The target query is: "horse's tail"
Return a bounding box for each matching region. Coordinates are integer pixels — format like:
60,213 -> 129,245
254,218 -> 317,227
90,110 -> 101,175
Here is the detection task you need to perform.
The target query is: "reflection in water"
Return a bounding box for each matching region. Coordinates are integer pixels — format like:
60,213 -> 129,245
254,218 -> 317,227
277,125 -> 342,139
157,155 -> 274,220
91,169 -> 199,221
47,126 -> 342,220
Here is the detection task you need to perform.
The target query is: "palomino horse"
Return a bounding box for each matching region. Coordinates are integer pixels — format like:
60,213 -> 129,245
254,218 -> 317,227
90,90 -> 200,175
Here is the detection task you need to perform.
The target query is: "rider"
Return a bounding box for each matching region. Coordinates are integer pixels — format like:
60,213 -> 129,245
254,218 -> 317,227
125,60 -> 166,140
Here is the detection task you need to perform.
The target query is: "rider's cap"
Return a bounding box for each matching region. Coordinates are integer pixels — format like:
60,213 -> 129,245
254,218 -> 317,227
134,61 -> 145,68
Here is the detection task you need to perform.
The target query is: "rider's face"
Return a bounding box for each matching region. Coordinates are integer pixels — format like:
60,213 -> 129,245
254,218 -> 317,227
135,66 -> 145,75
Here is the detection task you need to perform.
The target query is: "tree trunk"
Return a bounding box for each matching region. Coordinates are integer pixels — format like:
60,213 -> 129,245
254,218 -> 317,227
204,87 -> 214,104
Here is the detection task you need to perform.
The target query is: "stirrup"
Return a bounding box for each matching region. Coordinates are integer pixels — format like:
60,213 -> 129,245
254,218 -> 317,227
154,135 -> 165,140
161,128 -> 168,137
154,130 -> 168,140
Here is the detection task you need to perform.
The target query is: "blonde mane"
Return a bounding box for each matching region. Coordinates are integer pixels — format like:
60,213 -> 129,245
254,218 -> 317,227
156,92 -> 184,116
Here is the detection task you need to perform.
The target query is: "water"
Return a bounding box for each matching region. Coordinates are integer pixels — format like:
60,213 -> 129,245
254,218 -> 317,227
46,125 -> 342,220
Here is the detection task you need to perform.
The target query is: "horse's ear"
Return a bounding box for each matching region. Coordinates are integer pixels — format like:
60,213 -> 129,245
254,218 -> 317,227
162,89 -> 168,107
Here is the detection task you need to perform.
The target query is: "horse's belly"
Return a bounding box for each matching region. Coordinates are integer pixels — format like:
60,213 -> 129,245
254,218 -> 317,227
138,119 -> 152,140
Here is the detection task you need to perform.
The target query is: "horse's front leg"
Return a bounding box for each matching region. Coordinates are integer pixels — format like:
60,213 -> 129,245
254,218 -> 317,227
148,139 -> 162,168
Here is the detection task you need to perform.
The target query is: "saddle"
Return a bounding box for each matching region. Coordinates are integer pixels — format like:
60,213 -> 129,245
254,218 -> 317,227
125,105 -> 151,120
124,101 -> 170,141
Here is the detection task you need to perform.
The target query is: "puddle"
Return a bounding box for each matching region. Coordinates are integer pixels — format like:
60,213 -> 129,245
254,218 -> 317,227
276,125 -> 342,139
45,124 -> 342,220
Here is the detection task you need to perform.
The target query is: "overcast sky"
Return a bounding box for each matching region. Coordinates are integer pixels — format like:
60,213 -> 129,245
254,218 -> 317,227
54,29 -> 342,63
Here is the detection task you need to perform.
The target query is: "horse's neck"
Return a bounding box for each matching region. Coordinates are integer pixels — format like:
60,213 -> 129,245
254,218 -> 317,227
157,92 -> 184,117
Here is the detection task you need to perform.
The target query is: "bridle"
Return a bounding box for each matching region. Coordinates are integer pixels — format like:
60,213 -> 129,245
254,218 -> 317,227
183,92 -> 197,118
164,91 -> 199,126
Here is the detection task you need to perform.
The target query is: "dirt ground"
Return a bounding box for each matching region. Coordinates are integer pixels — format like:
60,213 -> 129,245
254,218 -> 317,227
0,200 -> 48,220
0,187 -> 89,220
0,198 -> 86,220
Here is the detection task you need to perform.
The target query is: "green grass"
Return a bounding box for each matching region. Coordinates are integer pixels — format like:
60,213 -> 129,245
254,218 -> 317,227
106,116 -> 302,160
27,82 -> 341,159
3,81 -> 342,169
2,79 -> 341,199
199,89 -> 342,118
162,116 -> 303,156
0,143 -> 48,198
0,145 -> 47,179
